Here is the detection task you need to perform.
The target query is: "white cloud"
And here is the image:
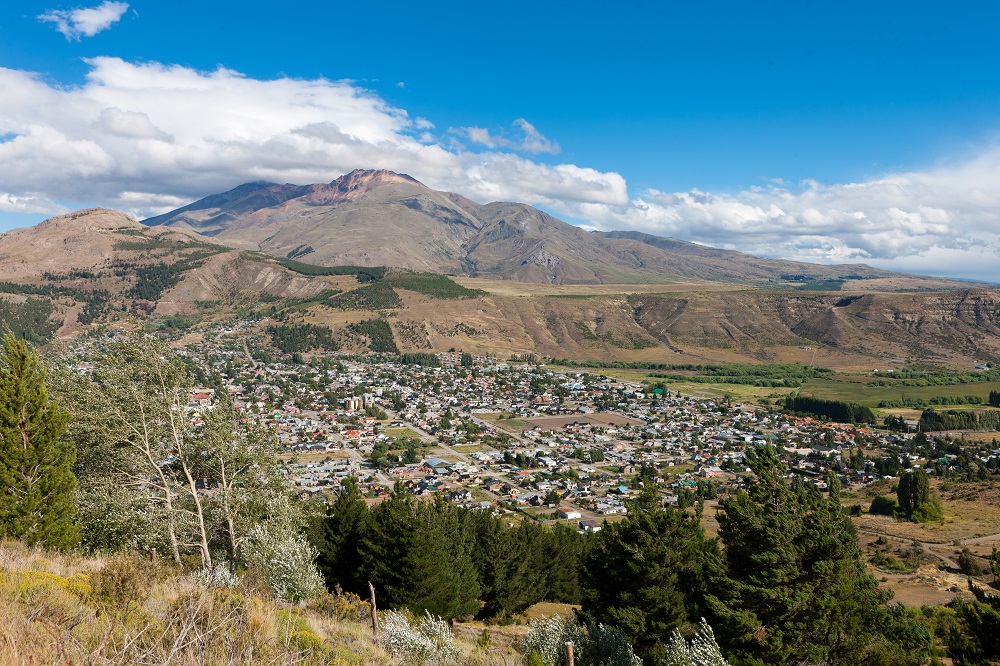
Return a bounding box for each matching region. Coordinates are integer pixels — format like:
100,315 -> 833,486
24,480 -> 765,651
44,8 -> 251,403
455,119 -> 561,155
0,58 -> 620,222
39,1 -> 129,40
0,193 -> 67,215
1,57 -> 1000,280
547,154 -> 1000,280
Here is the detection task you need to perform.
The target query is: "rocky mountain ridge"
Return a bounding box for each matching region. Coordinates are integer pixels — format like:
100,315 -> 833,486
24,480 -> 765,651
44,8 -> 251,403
145,169 -> 959,288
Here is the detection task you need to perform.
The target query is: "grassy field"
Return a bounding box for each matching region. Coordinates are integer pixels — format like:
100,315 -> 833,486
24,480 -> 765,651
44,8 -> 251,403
385,427 -> 421,439
844,479 -> 1000,544
798,376 -> 1000,408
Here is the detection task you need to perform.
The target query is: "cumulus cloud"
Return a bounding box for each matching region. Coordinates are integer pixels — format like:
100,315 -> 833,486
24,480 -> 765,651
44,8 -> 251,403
39,1 -> 129,40
0,58 -> 619,220
547,155 -> 1000,280
1,56 -> 1000,280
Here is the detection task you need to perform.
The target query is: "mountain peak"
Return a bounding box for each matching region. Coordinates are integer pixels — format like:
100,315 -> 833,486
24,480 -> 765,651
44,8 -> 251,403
328,169 -> 423,196
38,208 -> 140,232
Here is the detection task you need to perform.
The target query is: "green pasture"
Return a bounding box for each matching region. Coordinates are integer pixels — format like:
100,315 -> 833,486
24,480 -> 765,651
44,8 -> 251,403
797,377 -> 1000,408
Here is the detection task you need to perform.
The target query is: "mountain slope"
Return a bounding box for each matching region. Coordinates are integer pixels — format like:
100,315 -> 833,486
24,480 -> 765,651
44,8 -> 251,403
146,169 -> 955,288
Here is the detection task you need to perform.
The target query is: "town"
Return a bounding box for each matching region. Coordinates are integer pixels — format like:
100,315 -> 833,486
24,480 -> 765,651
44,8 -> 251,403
72,319 -> 990,532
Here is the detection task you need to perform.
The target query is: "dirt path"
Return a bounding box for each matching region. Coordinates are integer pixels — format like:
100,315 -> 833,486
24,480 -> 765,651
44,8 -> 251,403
856,527 -> 962,570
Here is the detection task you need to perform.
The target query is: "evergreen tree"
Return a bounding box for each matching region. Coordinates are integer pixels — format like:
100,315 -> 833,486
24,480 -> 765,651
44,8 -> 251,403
407,497 -> 481,619
581,488 -> 717,663
360,482 -> 416,608
466,509 -> 545,618
359,484 -> 480,620
543,522 -> 586,604
706,445 -> 931,665
0,334 -> 78,548
312,478 -> 369,595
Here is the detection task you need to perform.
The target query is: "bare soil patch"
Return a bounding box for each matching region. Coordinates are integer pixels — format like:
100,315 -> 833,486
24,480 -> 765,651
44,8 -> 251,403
525,413 -> 645,430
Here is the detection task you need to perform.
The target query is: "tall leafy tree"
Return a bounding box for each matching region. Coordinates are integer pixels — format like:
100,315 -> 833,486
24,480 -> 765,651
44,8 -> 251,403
0,334 -> 78,548
897,470 -> 937,521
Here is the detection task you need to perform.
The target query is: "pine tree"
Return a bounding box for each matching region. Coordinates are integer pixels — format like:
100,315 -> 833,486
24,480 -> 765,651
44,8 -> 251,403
313,476 -> 368,595
0,334 -> 78,548
581,488 -> 717,663
467,510 -> 545,618
706,446 -> 931,665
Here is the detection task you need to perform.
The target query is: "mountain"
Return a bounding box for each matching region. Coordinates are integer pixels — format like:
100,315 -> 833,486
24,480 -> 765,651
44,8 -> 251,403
145,169 -> 961,288
1,208 -> 1000,368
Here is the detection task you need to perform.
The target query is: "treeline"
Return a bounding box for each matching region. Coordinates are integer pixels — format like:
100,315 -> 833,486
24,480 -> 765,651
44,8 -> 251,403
313,449 -> 933,665
0,281 -> 109,326
312,481 -> 585,620
650,373 -> 804,388
385,271 -> 484,299
400,352 -> 440,367
991,390 -> 1000,407
347,318 -> 398,354
878,395 -> 985,408
123,262 -> 193,300
326,271 -> 483,311
269,323 -> 339,353
868,366 -> 1000,387
919,408 -> 1000,432
275,258 -> 386,282
647,364 -> 834,387
784,395 -> 876,423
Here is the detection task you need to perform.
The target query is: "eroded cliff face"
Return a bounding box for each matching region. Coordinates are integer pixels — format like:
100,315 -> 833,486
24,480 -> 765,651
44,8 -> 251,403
627,290 -> 1000,363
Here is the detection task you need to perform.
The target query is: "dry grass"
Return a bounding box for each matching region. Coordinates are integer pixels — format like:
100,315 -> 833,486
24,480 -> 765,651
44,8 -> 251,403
0,540 -> 526,666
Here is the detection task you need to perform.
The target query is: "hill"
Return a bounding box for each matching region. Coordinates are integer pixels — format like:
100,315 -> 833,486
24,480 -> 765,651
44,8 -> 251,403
0,540 -> 521,666
0,208 -> 345,336
145,169 -> 966,289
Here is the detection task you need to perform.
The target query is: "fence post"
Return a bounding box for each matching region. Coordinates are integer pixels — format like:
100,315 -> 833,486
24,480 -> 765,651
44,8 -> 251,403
368,581 -> 379,638
565,641 -> 575,666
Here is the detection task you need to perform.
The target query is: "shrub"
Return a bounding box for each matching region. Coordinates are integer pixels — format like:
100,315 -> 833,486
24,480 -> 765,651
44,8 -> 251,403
523,614 -> 640,666
241,525 -> 325,603
381,609 -> 460,664
191,562 -> 241,589
92,553 -> 155,605
869,495 -> 899,516
661,619 -> 731,666
910,497 -> 944,523
959,548 -> 983,576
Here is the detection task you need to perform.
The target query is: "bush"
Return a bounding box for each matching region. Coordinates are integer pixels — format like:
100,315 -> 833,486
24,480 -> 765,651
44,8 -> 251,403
191,562 -> 241,590
380,609 -> 460,664
869,495 -> 899,516
911,497 -> 944,523
92,553 -> 157,605
523,615 -> 641,666
662,618 -> 731,666
959,548 -> 983,576
241,525 -> 324,603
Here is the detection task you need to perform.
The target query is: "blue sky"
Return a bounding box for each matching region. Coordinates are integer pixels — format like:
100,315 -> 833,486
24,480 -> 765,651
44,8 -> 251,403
2,1 -> 1000,279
